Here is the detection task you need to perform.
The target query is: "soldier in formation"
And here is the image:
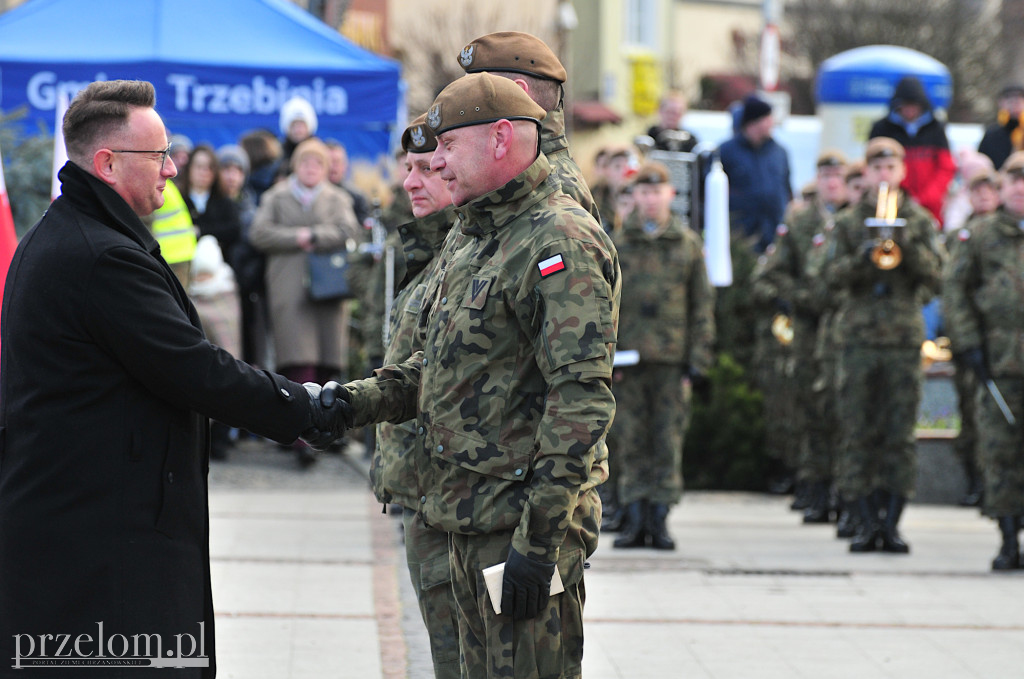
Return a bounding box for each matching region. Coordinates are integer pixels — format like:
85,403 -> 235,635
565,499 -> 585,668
609,163 -> 715,551
943,151 -> 1024,570
753,150 -> 849,523
367,114 -> 461,677
824,137 -> 944,554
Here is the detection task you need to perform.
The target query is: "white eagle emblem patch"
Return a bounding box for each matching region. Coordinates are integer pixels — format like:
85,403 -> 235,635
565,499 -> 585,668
459,44 -> 475,68
426,105 -> 442,130
410,126 -> 426,148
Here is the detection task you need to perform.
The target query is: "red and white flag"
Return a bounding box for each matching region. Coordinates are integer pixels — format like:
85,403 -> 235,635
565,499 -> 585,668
0,143 -> 20,351
538,254 -> 565,278
51,90 -> 69,201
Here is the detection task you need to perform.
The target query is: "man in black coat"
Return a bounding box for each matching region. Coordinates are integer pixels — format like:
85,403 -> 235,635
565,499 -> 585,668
0,80 -> 346,678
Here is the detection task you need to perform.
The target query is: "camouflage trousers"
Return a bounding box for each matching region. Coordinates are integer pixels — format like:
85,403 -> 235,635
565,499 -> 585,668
835,345 -> 920,499
754,330 -> 800,469
402,509 -> 460,679
975,377 -> 1024,518
792,316 -> 833,484
611,363 -> 688,506
952,356 -> 979,471
448,511 -> 592,678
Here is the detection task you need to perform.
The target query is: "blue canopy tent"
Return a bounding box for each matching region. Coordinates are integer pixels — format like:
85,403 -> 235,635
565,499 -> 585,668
0,0 -> 401,160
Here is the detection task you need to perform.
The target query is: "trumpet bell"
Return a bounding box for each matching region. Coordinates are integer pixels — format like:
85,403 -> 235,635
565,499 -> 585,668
771,313 -> 794,346
871,239 -> 902,270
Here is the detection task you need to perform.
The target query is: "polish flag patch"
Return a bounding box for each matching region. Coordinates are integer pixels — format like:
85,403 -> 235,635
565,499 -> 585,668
538,254 -> 566,278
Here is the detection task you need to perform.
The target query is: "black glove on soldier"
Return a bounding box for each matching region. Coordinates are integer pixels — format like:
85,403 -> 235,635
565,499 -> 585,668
500,547 -> 557,620
300,382 -> 351,451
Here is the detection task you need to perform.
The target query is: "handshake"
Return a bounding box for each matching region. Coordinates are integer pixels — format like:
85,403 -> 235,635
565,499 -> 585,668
299,382 -> 353,451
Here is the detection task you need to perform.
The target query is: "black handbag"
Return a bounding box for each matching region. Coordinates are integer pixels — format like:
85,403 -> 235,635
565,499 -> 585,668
305,250 -> 353,302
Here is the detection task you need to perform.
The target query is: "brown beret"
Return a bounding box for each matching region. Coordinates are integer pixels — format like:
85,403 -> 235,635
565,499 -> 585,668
457,31 -> 567,83
401,113 -> 438,153
865,137 -> 905,162
426,72 -> 546,136
630,161 -> 671,186
631,162 -> 670,186
1002,150 -> 1024,176
816,148 -> 847,169
967,168 -> 1000,190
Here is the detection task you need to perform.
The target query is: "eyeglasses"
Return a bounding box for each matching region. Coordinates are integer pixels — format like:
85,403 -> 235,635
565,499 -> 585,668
110,144 -> 172,170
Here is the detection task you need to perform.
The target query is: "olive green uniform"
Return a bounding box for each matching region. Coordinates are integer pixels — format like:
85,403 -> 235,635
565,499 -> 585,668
943,208 -> 1024,518
611,212 -> 714,506
824,193 -> 943,499
369,205 -> 459,679
338,155 -> 619,679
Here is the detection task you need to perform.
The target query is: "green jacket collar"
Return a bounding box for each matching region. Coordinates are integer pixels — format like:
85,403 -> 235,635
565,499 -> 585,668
456,154 -> 555,237
621,210 -> 686,240
540,108 -> 568,157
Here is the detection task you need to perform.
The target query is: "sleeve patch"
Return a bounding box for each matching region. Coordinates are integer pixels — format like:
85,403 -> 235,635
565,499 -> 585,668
776,223 -> 789,236
812,233 -> 826,247
538,254 -> 566,278
958,228 -> 971,242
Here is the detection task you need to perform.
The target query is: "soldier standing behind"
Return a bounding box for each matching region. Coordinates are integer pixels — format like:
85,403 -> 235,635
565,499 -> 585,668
456,30 -> 601,226
322,74 -> 619,678
943,151 -> 1024,570
945,167 -> 1002,508
824,137 -> 944,554
367,115 -> 460,677
610,163 -> 715,550
754,151 -> 848,523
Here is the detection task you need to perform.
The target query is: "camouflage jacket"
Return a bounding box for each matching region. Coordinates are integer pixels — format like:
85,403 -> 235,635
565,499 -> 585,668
363,186 -> 417,359
943,207 -> 1024,376
824,192 -> 943,347
339,154 -> 620,563
542,108 -> 602,227
370,206 -> 457,507
756,199 -> 843,317
613,212 -> 714,371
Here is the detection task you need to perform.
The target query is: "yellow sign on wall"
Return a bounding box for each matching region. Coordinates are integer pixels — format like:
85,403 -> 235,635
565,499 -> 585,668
630,52 -> 659,116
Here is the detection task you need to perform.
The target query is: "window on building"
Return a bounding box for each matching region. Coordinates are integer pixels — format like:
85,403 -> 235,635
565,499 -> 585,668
625,0 -> 657,49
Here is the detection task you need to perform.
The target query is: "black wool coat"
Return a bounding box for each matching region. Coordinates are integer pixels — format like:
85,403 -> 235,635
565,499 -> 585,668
0,162 -> 313,678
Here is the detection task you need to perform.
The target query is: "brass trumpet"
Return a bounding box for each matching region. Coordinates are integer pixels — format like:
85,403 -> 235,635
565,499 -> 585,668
865,182 -> 906,270
771,313 -> 794,346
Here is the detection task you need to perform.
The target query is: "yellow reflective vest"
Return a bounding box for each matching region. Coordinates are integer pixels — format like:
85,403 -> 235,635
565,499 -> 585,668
150,182 -> 197,264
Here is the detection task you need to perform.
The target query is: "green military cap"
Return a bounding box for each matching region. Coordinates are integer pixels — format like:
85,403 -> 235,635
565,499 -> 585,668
457,31 -> 567,83
865,136 -> 905,162
816,148 -> 847,168
401,113 -> 437,153
631,162 -> 670,186
1002,150 -> 1024,177
426,72 -> 546,136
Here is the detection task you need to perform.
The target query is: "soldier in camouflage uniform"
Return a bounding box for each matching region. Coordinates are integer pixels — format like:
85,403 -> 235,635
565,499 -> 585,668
753,151 -> 848,523
609,163 -> 714,551
363,115 -> 461,677
323,74 -> 619,678
456,31 -> 601,228
824,137 -> 944,554
943,152 -> 1024,571
944,167 -> 1001,508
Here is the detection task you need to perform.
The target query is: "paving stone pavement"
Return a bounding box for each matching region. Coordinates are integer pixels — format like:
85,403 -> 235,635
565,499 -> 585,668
208,437 -> 1024,678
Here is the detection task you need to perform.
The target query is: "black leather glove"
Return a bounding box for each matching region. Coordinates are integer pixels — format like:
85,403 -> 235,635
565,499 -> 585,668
300,383 -> 351,451
772,297 -> 793,317
960,347 -> 990,383
689,369 -> 712,402
500,547 -> 556,620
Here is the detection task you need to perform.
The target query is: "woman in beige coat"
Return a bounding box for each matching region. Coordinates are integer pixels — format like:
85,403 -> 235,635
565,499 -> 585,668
250,139 -> 358,463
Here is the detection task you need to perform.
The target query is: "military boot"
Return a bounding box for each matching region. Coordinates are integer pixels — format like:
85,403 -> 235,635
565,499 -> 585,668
646,503 -> 676,551
802,481 -> 831,524
849,495 -> 880,552
992,516 -> 1021,571
599,484 -> 624,532
959,460 -> 983,507
790,480 -> 811,511
835,498 -> 856,538
879,494 -> 910,554
613,500 -> 648,549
